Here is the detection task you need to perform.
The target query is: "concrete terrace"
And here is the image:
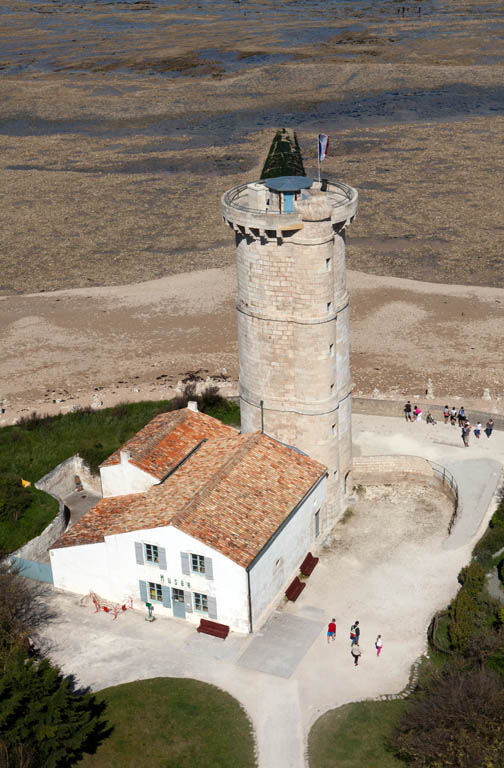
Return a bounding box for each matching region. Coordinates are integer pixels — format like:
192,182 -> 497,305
37,413 -> 503,768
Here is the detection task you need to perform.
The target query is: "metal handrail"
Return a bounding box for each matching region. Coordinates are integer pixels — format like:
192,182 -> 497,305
222,178 -> 355,216
428,460 -> 459,534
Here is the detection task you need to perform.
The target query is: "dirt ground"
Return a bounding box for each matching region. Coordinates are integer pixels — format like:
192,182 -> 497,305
2,266 -> 504,426
1,0 -> 503,421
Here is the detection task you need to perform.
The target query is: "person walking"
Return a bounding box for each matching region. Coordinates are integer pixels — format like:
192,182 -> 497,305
351,642 -> 362,667
457,406 -> 466,427
485,418 -> 494,438
404,401 -> 412,422
443,405 -> 450,424
375,635 -> 383,656
414,405 -> 422,422
350,620 -> 360,646
462,421 -> 471,447
474,421 -> 482,439
327,618 -> 336,643
450,406 -> 457,425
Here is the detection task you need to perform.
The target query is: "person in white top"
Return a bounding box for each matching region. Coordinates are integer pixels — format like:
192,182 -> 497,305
375,635 -> 383,656
474,421 -> 482,438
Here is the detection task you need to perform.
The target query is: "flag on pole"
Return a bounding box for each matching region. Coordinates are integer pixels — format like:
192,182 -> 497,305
318,134 -> 329,164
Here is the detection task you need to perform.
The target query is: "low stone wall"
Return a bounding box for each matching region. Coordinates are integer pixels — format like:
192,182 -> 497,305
35,455 -> 101,498
352,455 -> 458,508
15,456 -> 101,562
353,397 -> 504,430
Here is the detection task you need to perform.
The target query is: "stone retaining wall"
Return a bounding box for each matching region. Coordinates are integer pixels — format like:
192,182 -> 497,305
14,456 -> 101,562
352,455 -> 458,508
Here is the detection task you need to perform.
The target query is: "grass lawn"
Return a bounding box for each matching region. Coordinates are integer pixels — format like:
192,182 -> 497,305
78,678 -> 256,768
0,397 -> 240,553
308,700 -> 407,768
0,485 -> 59,553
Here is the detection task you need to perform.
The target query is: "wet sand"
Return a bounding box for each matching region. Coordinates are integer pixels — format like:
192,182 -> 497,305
1,0 -> 503,418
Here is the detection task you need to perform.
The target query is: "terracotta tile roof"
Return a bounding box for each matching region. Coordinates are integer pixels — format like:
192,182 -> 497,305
53,429 -> 327,568
100,408 -> 236,480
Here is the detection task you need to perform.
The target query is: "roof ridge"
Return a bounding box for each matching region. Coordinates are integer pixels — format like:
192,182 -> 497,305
129,408 -> 188,463
172,432 -> 262,525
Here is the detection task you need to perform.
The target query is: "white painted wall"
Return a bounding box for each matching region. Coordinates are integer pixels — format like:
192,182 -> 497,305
50,524 -> 250,633
100,451 -> 157,497
248,476 -> 326,630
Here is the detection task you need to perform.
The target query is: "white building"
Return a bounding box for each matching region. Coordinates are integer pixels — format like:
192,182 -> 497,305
50,408 -> 327,633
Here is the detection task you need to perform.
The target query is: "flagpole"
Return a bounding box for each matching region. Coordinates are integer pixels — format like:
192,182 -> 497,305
317,136 -> 321,184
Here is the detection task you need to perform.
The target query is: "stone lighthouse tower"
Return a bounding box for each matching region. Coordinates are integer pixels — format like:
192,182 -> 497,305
221,175 -> 358,525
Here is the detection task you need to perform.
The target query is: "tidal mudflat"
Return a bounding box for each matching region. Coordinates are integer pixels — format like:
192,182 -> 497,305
1,0 -> 504,293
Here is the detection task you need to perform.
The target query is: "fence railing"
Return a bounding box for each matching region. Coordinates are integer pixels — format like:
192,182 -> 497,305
429,460 -> 459,534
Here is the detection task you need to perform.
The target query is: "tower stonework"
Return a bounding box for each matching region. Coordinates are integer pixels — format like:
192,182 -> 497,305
221,177 -> 358,526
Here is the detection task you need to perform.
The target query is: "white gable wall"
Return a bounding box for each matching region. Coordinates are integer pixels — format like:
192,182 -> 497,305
248,476 -> 327,631
100,452 -> 158,497
50,524 -> 250,633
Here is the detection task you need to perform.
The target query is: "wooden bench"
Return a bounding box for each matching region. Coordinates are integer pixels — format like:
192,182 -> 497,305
285,576 -> 305,602
197,618 -> 229,639
300,552 -> 319,577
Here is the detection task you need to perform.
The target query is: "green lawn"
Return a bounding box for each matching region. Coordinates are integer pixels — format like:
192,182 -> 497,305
0,485 -> 59,553
308,700 -> 407,768
78,678 -> 256,768
0,397 -> 240,553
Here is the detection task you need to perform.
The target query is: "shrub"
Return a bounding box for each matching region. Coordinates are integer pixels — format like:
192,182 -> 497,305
0,475 -> 31,522
458,561 -> 486,594
389,665 -> 504,768
490,499 -> 504,528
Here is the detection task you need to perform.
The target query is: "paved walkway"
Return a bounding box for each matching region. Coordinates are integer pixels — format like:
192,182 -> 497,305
38,414 -> 503,768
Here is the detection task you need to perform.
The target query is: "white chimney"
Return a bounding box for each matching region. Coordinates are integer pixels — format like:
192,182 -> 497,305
187,401 -> 199,412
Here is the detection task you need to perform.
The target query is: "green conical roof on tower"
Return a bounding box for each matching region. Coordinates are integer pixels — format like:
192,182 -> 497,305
261,128 -> 306,180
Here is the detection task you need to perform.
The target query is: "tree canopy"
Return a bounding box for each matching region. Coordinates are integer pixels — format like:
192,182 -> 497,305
261,128 -> 305,179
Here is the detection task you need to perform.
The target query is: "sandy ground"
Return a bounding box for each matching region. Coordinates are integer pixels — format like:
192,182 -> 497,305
36,412 -> 503,768
2,266 -> 504,426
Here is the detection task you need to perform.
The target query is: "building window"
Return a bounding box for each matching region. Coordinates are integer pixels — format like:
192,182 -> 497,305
314,510 -> 320,538
327,302 -> 332,313
329,344 -> 334,357
332,424 -> 336,436
325,257 -> 331,271
172,587 -> 184,604
191,554 -> 206,574
145,544 -> 159,564
148,582 -> 162,602
194,593 -> 208,613
330,383 -> 335,394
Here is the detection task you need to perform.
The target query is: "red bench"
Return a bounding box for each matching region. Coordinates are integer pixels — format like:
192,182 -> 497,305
300,552 -> 319,577
285,576 -> 305,602
197,618 -> 229,639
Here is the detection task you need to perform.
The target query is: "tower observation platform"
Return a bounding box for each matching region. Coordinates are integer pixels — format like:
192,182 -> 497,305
221,176 -> 358,526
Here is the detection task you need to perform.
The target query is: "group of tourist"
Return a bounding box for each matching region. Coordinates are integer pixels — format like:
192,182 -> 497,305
326,619 -> 382,667
403,400 -> 495,447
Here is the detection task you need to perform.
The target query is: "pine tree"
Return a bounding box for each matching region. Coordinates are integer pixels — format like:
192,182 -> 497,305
0,650 -> 108,768
261,128 -> 305,179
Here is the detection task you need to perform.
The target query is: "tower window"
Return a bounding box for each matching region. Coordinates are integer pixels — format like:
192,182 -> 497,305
325,257 -> 331,271
330,383 -> 335,394
331,424 -> 336,436
329,344 -> 334,357
327,302 -> 332,313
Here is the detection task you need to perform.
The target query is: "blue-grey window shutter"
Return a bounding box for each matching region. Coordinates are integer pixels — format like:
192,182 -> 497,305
139,580 -> 147,602
158,547 -> 167,570
184,590 -> 193,613
180,552 -> 190,576
135,541 -> 144,565
161,585 -> 171,608
207,596 -> 217,620
204,556 -> 214,580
